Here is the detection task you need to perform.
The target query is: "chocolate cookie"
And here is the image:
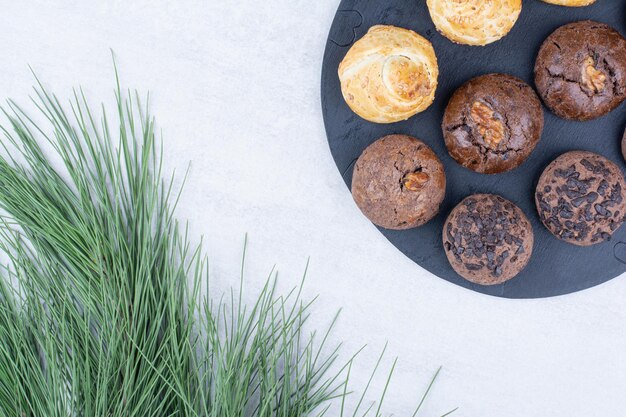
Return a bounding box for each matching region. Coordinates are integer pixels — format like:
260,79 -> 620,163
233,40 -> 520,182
534,21 -> 626,121
351,135 -> 446,230
443,194 -> 533,285
442,73 -> 544,174
535,151 -> 626,246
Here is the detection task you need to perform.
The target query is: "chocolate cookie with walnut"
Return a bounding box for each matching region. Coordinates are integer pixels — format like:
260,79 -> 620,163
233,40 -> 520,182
351,135 -> 446,230
443,73 -> 544,174
443,194 -> 534,285
536,151 -> 626,246
534,21 -> 626,121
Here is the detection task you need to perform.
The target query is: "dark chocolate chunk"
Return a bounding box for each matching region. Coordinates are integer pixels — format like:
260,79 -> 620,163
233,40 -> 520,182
465,263 -> 483,271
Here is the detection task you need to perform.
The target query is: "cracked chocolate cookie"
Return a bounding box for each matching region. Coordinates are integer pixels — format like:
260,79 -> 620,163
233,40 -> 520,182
536,151 -> 626,246
443,194 -> 533,285
351,134 -> 446,230
442,73 -> 544,174
534,21 -> 626,121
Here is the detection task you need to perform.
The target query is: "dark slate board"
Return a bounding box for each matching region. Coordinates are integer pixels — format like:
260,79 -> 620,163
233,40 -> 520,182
321,0 -> 626,298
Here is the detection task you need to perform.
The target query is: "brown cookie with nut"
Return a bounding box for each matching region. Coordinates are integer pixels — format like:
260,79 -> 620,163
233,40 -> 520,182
534,21 -> 626,121
536,151 -> 626,246
443,194 -> 534,285
351,135 -> 446,230
442,73 -> 544,174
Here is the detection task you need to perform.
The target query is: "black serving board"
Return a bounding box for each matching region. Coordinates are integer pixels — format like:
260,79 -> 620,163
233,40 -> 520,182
321,0 -> 626,298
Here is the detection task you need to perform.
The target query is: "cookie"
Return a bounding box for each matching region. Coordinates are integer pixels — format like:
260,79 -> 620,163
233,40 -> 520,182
351,135 -> 446,230
443,73 -> 544,174
338,25 -> 439,124
426,0 -> 522,46
534,21 -> 626,121
541,0 -> 595,6
536,151 -> 626,246
443,194 -> 533,285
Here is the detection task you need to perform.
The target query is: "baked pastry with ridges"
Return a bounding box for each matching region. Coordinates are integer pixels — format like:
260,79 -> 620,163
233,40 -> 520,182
351,135 -> 446,230
443,194 -> 533,285
443,73 -> 544,174
536,151 -> 626,246
541,0 -> 595,6
338,25 -> 439,124
534,21 -> 626,121
426,0 -> 522,46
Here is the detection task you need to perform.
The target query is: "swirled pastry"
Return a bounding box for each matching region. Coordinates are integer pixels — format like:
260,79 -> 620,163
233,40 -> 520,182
426,0 -> 522,46
541,0 -> 595,6
338,25 -> 439,123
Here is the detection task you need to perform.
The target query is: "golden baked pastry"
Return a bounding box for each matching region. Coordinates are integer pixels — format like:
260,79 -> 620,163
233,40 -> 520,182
426,0 -> 522,46
541,0 -> 595,5
338,25 -> 439,124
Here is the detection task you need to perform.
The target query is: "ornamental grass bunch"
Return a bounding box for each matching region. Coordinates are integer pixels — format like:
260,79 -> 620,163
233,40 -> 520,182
0,66 -> 453,417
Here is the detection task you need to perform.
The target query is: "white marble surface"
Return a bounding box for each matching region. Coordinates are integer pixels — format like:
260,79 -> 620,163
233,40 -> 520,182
1,1 -> 625,415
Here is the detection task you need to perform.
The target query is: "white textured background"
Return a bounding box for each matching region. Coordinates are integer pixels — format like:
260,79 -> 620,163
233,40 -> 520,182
1,1 -> 625,416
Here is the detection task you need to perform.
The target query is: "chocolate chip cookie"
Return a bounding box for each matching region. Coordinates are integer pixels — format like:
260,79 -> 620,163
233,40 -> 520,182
443,73 -> 544,174
443,194 -> 534,285
536,151 -> 626,246
534,21 -> 626,121
351,135 -> 446,230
